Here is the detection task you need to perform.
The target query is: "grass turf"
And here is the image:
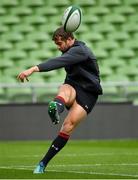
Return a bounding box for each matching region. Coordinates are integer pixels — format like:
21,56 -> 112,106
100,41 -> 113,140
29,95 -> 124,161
0,140 -> 138,179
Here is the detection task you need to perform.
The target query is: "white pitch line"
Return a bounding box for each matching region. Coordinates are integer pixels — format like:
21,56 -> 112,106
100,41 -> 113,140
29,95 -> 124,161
50,163 -> 138,167
60,152 -> 138,156
1,163 -> 138,169
0,165 -> 138,178
0,165 -> 34,170
48,169 -> 138,178
1,152 -> 138,158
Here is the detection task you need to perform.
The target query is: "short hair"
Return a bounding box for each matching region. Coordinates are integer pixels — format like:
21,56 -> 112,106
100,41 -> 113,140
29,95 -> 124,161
52,26 -> 74,41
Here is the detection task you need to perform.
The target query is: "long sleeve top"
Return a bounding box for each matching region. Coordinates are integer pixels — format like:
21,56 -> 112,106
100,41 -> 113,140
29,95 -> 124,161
37,40 -> 103,95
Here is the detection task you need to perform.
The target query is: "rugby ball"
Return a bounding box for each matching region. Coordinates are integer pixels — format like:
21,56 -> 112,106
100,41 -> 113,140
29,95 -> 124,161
62,5 -> 82,32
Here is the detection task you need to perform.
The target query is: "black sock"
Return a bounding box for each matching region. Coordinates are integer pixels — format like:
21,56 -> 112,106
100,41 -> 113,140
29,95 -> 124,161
40,132 -> 70,167
54,96 -> 65,114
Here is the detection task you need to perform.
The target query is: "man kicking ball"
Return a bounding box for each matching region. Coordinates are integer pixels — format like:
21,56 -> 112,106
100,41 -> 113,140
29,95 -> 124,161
17,26 -> 103,173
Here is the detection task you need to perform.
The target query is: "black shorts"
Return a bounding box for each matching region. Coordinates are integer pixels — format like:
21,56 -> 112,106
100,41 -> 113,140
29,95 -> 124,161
64,82 -> 98,114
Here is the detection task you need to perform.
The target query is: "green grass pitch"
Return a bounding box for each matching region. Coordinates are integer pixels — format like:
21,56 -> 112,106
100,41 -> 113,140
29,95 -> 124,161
0,140 -> 138,179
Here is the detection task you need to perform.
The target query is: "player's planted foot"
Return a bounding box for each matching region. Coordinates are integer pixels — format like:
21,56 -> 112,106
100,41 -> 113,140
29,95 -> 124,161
48,101 -> 60,124
33,162 -> 45,174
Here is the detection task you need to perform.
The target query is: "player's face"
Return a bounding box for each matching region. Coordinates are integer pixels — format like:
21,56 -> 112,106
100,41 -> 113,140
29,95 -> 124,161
54,36 -> 70,52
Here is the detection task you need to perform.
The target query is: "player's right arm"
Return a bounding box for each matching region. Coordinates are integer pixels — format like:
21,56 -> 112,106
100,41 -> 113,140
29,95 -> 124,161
17,66 -> 39,82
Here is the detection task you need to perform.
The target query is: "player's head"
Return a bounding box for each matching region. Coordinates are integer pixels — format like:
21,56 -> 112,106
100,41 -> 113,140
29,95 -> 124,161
52,26 -> 75,52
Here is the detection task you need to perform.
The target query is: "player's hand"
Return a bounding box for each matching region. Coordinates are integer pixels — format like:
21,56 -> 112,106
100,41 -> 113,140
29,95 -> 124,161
17,69 -> 31,82
17,66 -> 39,83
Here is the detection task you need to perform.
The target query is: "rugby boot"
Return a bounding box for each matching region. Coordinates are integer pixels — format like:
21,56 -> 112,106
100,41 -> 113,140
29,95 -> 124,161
33,162 -> 45,174
48,101 -> 60,124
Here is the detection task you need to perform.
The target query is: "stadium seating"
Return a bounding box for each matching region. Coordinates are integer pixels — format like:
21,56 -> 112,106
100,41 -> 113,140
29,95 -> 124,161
0,58 -> 14,70
1,32 -> 24,42
114,6 -> 135,15
0,41 -> 12,51
87,6 -> 110,16
35,6 -> 58,16
11,24 -> 34,33
46,0 -> 69,7
0,7 -> 6,15
21,0 -> 44,7
73,0 -> 95,7
0,0 -> 18,7
10,6 -> 33,16
0,24 -> 9,33
0,0 -> 138,103
99,0 -> 121,6
92,23 -> 115,33
6,87 -> 33,103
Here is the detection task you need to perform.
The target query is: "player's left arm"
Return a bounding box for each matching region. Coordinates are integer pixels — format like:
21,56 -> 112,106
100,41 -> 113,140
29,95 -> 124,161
17,46 -> 87,82
37,46 -> 88,72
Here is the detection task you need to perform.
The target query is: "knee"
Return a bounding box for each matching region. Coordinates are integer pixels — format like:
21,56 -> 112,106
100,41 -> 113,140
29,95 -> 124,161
58,85 -> 70,103
58,84 -> 76,105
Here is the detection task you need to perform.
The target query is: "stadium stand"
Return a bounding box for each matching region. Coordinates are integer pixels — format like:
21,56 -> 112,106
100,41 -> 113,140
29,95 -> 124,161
0,0 -> 19,7
0,0 -> 138,103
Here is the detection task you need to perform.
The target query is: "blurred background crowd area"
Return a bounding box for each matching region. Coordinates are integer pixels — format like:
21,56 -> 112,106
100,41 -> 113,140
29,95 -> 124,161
0,0 -> 138,104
